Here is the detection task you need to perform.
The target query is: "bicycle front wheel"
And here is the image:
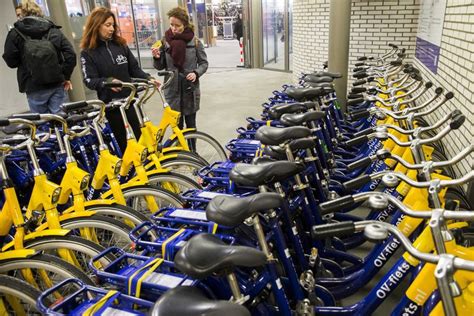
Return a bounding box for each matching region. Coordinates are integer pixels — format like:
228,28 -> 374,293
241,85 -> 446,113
23,235 -> 114,280
0,253 -> 94,291
168,131 -> 227,165
121,184 -> 184,217
0,275 -> 41,315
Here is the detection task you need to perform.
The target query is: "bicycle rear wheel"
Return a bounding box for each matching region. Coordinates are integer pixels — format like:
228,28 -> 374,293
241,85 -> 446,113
168,131 -> 227,165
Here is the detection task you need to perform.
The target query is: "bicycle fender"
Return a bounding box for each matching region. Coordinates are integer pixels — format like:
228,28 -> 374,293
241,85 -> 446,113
62,199 -> 117,214
100,182 -> 149,200
2,229 -> 70,251
34,212 -> 97,232
167,128 -> 197,142
0,249 -> 37,261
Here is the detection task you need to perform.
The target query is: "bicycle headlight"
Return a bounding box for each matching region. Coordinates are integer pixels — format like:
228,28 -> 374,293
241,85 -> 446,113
140,148 -> 149,163
114,160 -> 123,175
80,175 -> 91,191
51,187 -> 62,204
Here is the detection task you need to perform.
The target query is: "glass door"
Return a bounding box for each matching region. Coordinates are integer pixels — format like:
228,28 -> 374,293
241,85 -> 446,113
261,0 -> 291,71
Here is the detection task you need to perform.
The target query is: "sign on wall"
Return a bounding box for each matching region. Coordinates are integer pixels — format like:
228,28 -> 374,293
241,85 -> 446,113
415,0 -> 447,74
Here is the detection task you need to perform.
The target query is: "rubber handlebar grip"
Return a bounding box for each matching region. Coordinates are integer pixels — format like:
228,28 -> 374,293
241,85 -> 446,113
353,72 -> 368,79
450,114 -> 465,130
351,87 -> 367,94
352,79 -> 367,86
132,78 -> 149,83
348,93 -> 364,100
11,113 -> 41,121
61,101 -> 89,112
434,87 -> 443,95
451,109 -> 462,118
445,92 -> 454,100
353,67 -> 365,73
357,56 -> 368,61
390,60 -> 402,66
345,135 -> 368,147
367,76 -> 375,82
349,110 -> 371,120
424,81 -> 433,88
103,82 -> 122,88
0,119 -> 10,127
10,113 -> 41,121
347,98 -> 366,107
353,128 -> 374,138
66,114 -> 89,125
157,70 -> 173,76
312,221 -> 356,239
343,174 -> 372,191
354,62 -> 365,67
319,196 -> 355,214
347,157 -> 373,171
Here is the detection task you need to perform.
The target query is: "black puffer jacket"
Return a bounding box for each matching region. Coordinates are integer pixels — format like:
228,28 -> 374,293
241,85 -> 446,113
2,16 -> 76,93
80,40 -> 151,103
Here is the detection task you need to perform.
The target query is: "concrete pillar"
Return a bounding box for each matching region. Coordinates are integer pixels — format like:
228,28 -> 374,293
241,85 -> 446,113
47,0 -> 86,101
328,0 -> 351,112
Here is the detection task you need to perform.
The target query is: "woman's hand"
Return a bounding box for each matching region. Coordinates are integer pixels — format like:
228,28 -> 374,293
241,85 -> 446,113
111,78 -> 122,92
149,78 -> 162,89
63,80 -> 73,91
151,47 -> 161,59
186,72 -> 197,82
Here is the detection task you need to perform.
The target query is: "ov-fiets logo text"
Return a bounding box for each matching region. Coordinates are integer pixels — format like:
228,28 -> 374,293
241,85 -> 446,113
374,237 -> 400,268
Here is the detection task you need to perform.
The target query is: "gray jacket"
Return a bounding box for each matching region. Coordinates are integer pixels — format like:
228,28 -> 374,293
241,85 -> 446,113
154,37 -> 208,115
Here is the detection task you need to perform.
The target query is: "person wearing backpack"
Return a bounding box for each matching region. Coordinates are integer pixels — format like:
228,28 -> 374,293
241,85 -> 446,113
2,0 -> 76,114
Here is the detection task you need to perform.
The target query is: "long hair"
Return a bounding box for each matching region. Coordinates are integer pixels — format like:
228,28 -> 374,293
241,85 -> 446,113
80,7 -> 126,50
21,0 -> 43,17
167,7 -> 194,32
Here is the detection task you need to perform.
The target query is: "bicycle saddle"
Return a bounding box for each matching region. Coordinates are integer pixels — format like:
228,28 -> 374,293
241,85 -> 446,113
229,161 -> 305,187
174,234 -> 266,279
206,192 -> 283,226
268,101 -> 315,119
255,126 -> 311,145
310,71 -> 342,78
150,286 -> 250,316
286,87 -> 324,101
303,75 -> 334,83
305,81 -> 334,88
280,111 -> 325,126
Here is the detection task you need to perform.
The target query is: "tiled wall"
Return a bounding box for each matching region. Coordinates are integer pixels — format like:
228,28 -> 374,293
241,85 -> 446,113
292,0 -> 330,82
292,0 -> 473,178
412,1 -> 473,177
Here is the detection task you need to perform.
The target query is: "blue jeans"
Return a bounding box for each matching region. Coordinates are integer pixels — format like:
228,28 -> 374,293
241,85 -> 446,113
26,86 -> 66,114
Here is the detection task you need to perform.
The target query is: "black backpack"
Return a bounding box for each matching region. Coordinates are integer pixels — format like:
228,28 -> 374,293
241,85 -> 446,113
15,28 -> 64,85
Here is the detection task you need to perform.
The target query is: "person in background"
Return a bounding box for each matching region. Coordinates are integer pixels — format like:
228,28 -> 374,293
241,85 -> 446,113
233,14 -> 243,42
80,6 -> 161,153
151,7 -> 208,150
3,0 -> 76,114
15,5 -> 23,20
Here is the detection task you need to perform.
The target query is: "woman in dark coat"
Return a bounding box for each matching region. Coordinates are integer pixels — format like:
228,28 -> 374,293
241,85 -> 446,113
152,7 -> 208,133
80,7 -> 160,153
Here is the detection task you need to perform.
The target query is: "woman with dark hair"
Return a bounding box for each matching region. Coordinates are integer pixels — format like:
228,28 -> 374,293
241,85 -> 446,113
151,7 -> 208,143
80,7 -> 160,152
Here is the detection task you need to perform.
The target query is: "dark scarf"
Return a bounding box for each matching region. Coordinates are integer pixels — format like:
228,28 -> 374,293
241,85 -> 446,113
165,28 -> 194,72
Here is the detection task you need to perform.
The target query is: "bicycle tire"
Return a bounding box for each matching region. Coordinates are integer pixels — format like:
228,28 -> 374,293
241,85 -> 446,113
58,214 -> 133,251
85,203 -> 149,226
168,130 -> 227,165
0,253 -> 94,290
0,275 -> 41,315
160,157 -> 207,184
22,235 -> 114,279
147,171 -> 202,195
121,184 -> 184,217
